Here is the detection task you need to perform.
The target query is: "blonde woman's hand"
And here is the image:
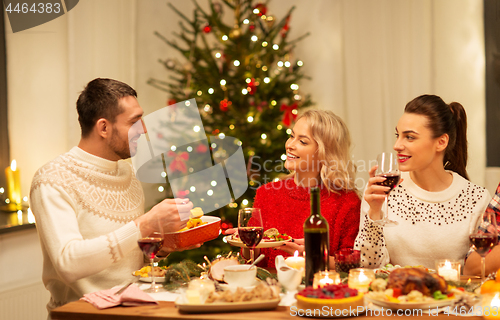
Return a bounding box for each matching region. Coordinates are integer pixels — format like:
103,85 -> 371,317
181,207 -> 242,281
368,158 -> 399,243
276,238 -> 304,256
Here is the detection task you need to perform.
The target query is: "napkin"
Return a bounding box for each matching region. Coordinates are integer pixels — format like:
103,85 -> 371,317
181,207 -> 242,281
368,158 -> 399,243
81,284 -> 158,309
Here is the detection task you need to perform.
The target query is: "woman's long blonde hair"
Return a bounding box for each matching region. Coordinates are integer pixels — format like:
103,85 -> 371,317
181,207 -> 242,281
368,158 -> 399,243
291,109 -> 357,193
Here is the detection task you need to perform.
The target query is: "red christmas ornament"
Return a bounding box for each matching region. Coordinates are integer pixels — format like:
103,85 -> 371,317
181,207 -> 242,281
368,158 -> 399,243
280,102 -> 298,127
254,3 -> 267,16
221,220 -> 233,233
247,78 -> 257,95
203,24 -> 212,33
167,151 -> 189,173
281,15 -> 291,37
219,98 -> 232,112
196,143 -> 208,153
249,24 -> 255,31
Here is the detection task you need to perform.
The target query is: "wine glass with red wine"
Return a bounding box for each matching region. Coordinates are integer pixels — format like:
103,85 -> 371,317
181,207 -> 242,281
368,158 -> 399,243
238,208 -> 264,264
374,152 -> 401,227
470,211 -> 498,282
137,219 -> 164,293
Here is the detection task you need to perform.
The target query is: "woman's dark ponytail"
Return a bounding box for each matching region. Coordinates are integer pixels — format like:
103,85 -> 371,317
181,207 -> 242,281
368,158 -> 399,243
446,102 -> 468,180
404,95 -> 469,180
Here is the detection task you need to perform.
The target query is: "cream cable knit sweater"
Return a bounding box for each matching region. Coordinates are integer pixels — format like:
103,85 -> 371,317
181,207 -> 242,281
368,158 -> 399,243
30,147 -> 145,311
354,171 -> 491,269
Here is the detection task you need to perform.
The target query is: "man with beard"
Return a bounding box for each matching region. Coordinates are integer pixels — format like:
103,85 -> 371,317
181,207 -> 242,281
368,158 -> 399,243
30,78 -> 197,312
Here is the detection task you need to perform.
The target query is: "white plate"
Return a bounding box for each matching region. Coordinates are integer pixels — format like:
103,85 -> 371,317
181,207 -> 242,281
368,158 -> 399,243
225,235 -> 291,248
175,298 -> 281,313
365,295 -> 456,310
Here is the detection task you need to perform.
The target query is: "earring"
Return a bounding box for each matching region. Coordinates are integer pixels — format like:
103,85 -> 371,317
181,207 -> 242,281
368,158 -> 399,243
444,161 -> 450,168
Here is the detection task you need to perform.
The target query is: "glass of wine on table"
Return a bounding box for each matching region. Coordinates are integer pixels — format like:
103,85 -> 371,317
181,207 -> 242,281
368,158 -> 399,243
470,211 -> 498,283
238,208 -> 264,264
374,152 -> 401,227
137,218 -> 164,292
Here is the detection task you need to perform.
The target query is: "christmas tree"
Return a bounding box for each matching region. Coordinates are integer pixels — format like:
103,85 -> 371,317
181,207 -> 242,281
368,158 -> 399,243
149,0 -> 313,264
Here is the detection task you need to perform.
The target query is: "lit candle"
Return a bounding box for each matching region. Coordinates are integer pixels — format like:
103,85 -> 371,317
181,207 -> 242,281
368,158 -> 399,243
5,160 -> 22,209
313,271 -> 341,289
436,260 -> 460,281
348,268 -> 375,293
483,293 -> 500,319
285,250 -> 305,270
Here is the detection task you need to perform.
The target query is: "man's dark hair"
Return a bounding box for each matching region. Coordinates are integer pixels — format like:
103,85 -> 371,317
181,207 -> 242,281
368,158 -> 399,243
76,78 -> 137,137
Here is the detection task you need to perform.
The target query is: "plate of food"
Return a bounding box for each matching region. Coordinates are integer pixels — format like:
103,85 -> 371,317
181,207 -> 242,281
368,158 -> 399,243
375,264 -> 436,276
132,266 -> 167,283
366,267 -> 459,310
175,280 -> 281,313
225,228 -> 292,248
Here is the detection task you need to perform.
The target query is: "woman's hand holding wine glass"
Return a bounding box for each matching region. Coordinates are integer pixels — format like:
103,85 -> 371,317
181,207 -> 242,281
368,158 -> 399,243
238,208 -> 264,264
365,152 -> 401,226
470,211 -> 498,282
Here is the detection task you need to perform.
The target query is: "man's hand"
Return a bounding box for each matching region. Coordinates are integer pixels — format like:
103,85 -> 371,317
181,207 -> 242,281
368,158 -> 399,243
135,198 -> 193,236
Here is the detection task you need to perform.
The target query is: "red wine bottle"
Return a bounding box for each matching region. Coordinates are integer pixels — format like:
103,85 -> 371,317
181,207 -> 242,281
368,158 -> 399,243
304,187 -> 329,286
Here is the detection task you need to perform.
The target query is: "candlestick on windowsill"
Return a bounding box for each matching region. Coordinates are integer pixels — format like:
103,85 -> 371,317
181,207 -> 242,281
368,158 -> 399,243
4,160 -> 22,211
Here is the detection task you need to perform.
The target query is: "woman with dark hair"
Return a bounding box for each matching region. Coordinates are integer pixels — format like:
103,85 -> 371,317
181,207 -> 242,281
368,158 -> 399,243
354,95 -> 491,269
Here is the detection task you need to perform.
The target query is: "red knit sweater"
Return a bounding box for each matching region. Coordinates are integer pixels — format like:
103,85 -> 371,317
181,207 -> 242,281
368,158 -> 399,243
253,178 -> 361,268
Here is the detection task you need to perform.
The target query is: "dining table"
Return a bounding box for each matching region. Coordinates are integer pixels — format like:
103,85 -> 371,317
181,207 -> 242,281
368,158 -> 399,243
50,265 -> 486,320
50,299 -> 484,320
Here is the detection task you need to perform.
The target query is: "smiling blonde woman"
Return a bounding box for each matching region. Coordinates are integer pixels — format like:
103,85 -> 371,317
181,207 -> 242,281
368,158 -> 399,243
250,109 -> 361,269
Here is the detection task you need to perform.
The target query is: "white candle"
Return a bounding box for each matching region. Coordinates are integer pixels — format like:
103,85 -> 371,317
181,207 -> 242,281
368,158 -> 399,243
285,250 -> 305,270
437,260 -> 459,281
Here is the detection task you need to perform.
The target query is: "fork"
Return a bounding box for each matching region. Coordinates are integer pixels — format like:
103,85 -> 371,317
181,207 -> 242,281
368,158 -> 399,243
114,281 -> 135,295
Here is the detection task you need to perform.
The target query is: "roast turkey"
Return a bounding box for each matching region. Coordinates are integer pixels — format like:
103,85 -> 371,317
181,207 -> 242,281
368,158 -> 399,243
387,268 -> 448,296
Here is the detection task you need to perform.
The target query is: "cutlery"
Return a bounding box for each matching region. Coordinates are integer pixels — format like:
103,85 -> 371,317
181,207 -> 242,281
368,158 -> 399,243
247,254 -> 265,269
114,281 -> 136,295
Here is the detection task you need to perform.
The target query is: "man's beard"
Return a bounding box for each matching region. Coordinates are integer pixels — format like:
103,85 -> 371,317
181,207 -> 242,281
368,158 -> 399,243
109,131 -> 132,160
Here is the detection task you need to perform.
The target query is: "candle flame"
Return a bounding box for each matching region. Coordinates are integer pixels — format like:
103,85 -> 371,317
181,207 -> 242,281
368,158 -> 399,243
294,250 -> 299,258
11,160 -> 17,171
467,278 -> 471,284
359,272 -> 368,282
491,293 -> 500,308
444,260 -> 452,268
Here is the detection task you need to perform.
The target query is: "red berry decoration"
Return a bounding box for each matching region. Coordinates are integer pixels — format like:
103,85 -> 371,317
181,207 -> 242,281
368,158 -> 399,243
297,284 -> 358,300
203,24 -> 212,33
219,98 -> 232,112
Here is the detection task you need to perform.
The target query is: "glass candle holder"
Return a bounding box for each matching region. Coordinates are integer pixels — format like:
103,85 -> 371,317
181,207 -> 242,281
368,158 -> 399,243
313,270 -> 341,289
348,268 -> 375,293
436,259 -> 460,281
